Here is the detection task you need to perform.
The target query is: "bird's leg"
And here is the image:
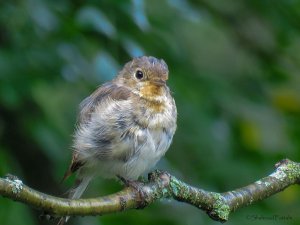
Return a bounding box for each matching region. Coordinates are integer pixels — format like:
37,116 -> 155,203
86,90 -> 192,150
117,175 -> 145,188
116,175 -> 147,208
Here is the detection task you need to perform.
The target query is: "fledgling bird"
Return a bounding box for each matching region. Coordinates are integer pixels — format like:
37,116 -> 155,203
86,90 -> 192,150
60,56 -> 177,223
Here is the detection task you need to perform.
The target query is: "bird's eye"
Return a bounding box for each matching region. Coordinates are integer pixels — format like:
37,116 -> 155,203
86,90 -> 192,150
135,70 -> 144,80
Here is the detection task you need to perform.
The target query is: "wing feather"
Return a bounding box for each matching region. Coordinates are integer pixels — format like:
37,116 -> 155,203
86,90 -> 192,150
62,82 -> 132,181
79,82 -> 132,124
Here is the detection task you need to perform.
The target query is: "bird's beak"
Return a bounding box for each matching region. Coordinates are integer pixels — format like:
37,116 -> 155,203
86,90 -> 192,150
151,79 -> 166,86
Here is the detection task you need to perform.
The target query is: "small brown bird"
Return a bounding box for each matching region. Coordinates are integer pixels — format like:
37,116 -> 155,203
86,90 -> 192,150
60,56 -> 177,223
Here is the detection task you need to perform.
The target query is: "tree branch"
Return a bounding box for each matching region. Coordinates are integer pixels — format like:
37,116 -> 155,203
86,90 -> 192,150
0,159 -> 299,222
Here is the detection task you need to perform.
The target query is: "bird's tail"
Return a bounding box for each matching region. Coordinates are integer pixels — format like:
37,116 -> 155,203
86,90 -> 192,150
58,176 -> 92,225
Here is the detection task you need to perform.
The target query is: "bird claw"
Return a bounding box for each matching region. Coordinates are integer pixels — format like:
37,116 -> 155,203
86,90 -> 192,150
117,175 -> 147,208
117,175 -> 144,188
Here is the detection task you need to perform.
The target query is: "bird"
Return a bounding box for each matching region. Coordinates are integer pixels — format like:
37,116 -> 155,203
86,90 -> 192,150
59,56 -> 177,224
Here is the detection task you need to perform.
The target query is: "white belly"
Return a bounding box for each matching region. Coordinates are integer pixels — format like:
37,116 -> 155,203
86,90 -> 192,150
90,128 -> 172,180
123,128 -> 172,179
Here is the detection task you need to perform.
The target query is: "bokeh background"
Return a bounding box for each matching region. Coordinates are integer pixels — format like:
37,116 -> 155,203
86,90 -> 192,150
1,0 -> 300,225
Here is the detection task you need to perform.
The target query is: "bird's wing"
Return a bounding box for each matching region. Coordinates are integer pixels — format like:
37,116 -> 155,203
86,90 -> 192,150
62,82 -> 132,181
78,82 -> 132,124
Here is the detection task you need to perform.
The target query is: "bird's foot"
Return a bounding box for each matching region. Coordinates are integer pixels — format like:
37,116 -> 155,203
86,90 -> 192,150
117,175 -> 147,208
117,175 -> 144,187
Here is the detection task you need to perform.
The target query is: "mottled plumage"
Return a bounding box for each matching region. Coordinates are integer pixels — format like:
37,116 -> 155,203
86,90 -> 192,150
60,56 -> 177,224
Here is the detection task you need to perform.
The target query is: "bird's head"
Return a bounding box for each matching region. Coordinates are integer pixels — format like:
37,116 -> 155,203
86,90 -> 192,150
115,56 -> 169,102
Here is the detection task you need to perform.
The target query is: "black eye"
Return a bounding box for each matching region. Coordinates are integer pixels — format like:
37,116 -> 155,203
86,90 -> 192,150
135,70 -> 144,79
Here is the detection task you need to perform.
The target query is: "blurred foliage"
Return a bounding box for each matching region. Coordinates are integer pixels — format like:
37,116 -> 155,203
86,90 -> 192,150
0,0 -> 300,225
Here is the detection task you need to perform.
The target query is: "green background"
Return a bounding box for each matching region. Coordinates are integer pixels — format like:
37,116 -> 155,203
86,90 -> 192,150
0,0 -> 300,225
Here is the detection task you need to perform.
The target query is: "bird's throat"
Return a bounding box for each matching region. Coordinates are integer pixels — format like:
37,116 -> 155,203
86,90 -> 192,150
139,83 -> 167,113
140,83 -> 164,100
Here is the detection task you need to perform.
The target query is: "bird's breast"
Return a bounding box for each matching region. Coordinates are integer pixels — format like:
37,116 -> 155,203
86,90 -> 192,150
132,94 -> 176,130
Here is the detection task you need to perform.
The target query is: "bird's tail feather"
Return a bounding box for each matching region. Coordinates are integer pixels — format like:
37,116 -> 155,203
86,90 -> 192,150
68,176 -> 92,199
58,176 -> 92,225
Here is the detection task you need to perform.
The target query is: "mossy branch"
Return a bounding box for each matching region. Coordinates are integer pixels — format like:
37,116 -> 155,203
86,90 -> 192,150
0,159 -> 299,222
